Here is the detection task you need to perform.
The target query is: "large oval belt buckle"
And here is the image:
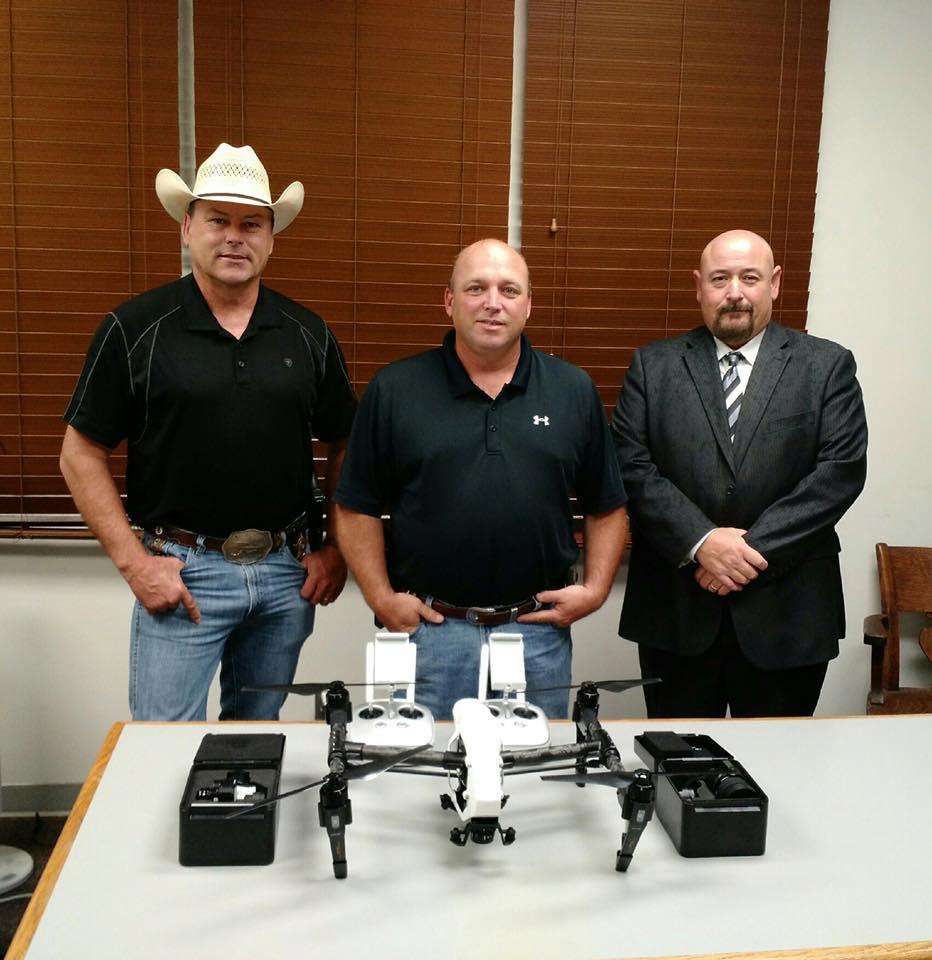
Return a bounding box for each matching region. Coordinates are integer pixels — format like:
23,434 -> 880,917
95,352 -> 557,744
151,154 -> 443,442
222,529 -> 273,564
466,606 -> 496,625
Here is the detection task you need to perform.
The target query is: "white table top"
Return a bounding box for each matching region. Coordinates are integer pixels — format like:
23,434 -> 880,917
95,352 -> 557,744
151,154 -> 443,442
16,715 -> 932,959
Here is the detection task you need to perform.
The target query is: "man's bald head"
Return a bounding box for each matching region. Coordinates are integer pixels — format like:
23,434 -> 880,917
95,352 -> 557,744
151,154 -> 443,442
694,230 -> 782,348
449,238 -> 530,292
444,238 -> 531,365
700,230 -> 775,273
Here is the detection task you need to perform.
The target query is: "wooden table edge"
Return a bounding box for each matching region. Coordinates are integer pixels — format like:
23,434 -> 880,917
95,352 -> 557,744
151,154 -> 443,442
623,944 -> 932,960
5,721 -> 125,960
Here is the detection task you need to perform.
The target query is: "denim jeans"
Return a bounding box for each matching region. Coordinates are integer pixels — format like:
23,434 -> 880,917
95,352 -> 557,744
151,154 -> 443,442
408,617 -> 572,721
130,534 -> 314,721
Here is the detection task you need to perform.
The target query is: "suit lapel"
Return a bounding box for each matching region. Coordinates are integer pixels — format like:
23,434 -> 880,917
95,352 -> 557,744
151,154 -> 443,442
732,323 -> 790,469
682,328 -> 735,471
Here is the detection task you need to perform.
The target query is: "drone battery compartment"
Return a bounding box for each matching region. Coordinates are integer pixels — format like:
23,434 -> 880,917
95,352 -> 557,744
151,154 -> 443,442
634,731 -> 768,858
179,733 -> 285,867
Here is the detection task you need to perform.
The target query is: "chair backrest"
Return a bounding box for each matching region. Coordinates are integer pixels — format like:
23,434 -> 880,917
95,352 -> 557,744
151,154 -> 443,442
878,544 -> 932,615
867,543 -> 932,714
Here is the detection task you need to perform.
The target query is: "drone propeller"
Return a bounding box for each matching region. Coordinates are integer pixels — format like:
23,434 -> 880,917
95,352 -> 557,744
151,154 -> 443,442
528,677 -> 661,695
225,743 -> 430,819
248,677 -> 661,697
242,679 -> 402,697
344,744 -> 433,783
541,769 -> 646,789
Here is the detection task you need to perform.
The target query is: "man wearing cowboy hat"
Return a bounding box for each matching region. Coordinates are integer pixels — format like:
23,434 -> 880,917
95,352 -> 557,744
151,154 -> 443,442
60,143 -> 357,721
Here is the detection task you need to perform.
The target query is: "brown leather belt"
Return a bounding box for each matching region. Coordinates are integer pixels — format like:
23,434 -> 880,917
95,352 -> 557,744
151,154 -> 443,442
148,514 -> 308,565
418,595 -> 542,626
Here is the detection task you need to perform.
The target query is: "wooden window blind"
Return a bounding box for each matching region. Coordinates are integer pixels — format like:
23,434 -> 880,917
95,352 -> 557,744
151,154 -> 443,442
0,0 -> 828,532
523,0 -> 828,409
0,0 -> 180,528
192,0 -> 516,494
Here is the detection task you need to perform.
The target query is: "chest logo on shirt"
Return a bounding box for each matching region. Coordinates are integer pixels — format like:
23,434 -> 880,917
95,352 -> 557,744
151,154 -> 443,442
532,415 -> 550,426
283,357 -> 293,367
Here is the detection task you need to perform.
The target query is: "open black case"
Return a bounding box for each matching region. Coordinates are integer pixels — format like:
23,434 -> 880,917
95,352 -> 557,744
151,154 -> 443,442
179,733 -> 285,866
633,730 -> 768,858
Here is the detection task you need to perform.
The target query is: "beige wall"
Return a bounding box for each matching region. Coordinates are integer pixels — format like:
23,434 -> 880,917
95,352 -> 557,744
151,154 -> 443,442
2,0 -> 931,791
806,0 -> 932,711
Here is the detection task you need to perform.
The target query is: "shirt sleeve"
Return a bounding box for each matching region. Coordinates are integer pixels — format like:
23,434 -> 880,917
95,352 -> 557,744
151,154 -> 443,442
309,326 -> 358,442
574,374 -> 628,514
332,374 -> 390,517
62,314 -> 133,449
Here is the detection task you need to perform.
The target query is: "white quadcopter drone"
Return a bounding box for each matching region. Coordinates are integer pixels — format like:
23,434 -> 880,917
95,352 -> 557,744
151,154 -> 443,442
236,631 -> 658,878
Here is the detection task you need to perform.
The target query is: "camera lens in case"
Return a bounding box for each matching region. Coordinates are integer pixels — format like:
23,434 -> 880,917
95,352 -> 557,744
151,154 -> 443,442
706,771 -> 757,800
679,770 -> 757,801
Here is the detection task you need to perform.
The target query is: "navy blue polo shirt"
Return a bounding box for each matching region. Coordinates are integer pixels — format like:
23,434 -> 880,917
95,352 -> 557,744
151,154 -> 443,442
64,273 -> 357,536
334,331 -> 627,606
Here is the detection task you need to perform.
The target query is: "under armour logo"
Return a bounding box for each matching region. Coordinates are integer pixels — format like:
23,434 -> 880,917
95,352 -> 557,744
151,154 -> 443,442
532,415 -> 550,426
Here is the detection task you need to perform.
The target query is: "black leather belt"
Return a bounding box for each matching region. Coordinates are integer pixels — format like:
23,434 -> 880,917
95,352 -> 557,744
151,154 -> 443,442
418,595 -> 542,626
148,513 -> 308,565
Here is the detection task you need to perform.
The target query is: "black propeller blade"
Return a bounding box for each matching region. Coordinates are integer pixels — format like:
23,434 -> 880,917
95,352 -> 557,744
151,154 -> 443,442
225,743 -> 430,819
528,677 -> 661,695
242,681 -> 331,696
242,679 -> 402,697
343,743 -> 432,783
541,769 -> 642,788
228,775 -> 328,816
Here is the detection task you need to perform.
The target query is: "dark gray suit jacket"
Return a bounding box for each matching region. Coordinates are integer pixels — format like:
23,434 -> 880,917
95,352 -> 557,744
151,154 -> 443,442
612,322 -> 868,668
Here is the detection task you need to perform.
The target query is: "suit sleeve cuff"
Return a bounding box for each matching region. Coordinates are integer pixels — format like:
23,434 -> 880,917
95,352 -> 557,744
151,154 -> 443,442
682,529 -> 715,566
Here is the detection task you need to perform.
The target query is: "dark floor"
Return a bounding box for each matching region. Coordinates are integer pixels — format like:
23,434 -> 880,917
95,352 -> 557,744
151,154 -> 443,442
0,815 -> 66,958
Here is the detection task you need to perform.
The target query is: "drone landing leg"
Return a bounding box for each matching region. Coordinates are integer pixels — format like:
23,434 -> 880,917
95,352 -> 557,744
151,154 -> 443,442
318,776 -> 353,879
616,769 -> 654,872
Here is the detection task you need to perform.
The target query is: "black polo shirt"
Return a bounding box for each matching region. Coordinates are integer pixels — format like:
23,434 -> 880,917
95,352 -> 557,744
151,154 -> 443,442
334,331 -> 627,606
64,273 -> 357,536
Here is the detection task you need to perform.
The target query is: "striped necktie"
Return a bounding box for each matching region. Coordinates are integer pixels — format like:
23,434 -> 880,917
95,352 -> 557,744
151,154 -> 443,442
722,351 -> 744,443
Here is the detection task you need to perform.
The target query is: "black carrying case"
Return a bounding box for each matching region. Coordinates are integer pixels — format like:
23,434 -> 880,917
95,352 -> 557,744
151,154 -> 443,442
634,730 -> 768,858
179,733 -> 285,866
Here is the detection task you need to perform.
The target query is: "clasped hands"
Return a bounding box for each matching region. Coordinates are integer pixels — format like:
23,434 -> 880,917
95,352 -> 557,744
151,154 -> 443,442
694,527 -> 767,596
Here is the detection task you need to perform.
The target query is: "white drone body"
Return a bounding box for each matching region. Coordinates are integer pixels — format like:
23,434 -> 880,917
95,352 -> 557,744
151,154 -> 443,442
441,632 -> 549,827
447,698 -> 505,821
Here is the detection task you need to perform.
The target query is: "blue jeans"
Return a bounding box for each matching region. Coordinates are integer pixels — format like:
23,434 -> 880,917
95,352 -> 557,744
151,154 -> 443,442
408,617 -> 572,721
130,534 -> 314,721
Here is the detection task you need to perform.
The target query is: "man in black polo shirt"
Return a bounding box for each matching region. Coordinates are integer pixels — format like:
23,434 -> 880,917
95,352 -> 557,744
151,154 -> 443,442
333,238 -> 628,719
60,143 -> 357,721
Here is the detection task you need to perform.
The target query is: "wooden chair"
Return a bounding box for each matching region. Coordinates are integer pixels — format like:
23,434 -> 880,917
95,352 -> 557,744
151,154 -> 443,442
864,543 -> 932,713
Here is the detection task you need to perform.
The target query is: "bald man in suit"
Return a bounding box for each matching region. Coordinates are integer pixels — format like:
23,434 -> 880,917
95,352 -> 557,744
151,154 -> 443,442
612,230 -> 867,717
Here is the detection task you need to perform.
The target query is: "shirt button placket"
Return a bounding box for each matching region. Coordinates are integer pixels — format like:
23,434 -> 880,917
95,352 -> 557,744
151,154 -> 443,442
486,401 -> 502,453
234,349 -> 248,385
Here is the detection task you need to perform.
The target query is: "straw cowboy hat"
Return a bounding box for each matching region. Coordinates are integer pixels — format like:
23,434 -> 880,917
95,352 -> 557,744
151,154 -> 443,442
155,143 -> 304,234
